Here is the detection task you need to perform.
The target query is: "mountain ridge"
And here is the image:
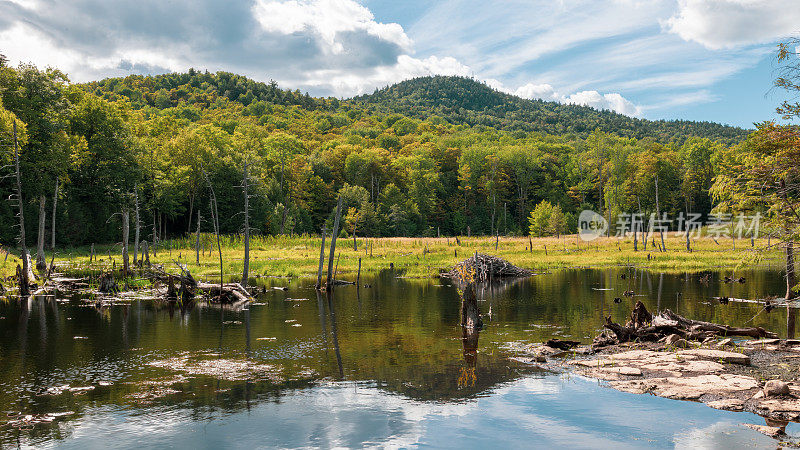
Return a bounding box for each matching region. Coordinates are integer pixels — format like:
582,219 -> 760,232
82,71 -> 748,144
353,75 -> 748,144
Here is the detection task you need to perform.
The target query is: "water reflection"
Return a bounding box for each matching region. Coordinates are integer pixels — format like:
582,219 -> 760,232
0,268 -> 794,447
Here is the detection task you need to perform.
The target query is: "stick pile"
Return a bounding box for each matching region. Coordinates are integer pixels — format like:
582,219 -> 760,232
446,253 -> 532,283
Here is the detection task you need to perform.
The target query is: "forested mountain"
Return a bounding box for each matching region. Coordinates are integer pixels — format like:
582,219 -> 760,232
354,76 -> 748,145
83,70 -> 328,112
0,64 -> 751,246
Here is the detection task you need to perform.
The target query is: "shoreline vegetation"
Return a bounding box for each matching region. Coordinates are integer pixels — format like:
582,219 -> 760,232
2,233 -> 781,285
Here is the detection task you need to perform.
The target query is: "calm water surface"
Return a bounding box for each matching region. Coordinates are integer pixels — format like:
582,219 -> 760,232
0,268 -> 796,448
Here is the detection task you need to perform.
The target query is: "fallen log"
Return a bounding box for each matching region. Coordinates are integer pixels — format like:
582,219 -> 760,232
659,309 -> 777,339
197,281 -> 251,305
598,302 -> 777,348
546,339 -> 580,350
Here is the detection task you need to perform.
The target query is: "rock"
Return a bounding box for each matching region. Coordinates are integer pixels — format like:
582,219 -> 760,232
757,398 -> 800,414
764,380 -> 790,397
707,398 -> 745,411
610,374 -> 759,400
672,338 -> 691,348
714,338 -> 733,348
677,349 -> 750,365
533,345 -> 562,356
598,366 -> 642,376
587,366 -> 643,381
571,346 -> 594,355
640,358 -> 724,376
743,423 -> 785,438
533,355 -> 547,363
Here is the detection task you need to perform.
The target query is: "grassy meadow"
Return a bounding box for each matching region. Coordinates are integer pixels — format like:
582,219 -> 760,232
3,232 -> 783,285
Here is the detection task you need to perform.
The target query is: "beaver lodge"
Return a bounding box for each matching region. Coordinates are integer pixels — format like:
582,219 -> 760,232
445,253 -> 532,283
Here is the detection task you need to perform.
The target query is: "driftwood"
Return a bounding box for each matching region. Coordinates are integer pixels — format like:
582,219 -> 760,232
446,253 -> 531,283
150,265 -> 248,305
22,252 -> 37,282
597,301 -> 778,348
199,282 -> 250,305
658,309 -> 777,339
546,339 -> 580,350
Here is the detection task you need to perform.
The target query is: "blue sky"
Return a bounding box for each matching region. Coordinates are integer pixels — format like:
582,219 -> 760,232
1,0 -> 797,127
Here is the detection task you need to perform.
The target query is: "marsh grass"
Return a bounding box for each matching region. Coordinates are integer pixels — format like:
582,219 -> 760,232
2,232 -> 781,282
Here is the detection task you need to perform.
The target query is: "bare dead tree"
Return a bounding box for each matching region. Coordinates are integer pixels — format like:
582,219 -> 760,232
13,122 -> 30,295
195,210 -> 201,264
203,167 -> 223,297
133,184 -> 140,266
655,174 -> 666,251
788,240 -> 797,300
36,195 -> 46,273
326,196 -> 343,291
51,176 -> 58,249
241,160 -> 250,287
316,226 -> 326,290
122,208 -> 130,276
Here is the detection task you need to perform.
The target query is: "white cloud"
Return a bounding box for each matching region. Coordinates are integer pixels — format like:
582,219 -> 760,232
295,54 -> 472,96
489,80 -> 643,116
665,0 -> 800,49
0,0 -> 781,123
565,91 -> 642,116
643,90 -> 719,111
0,0 -> 435,97
513,83 -> 561,102
252,0 -> 412,54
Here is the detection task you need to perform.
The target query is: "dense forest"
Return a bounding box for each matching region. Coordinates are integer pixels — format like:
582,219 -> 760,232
355,76 -> 749,145
0,59 -> 758,248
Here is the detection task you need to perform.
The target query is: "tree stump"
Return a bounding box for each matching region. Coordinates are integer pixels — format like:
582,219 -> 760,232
98,272 -> 119,293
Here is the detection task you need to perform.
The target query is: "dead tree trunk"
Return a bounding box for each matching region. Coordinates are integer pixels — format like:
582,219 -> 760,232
187,193 -> 194,234
122,208 -> 130,276
195,211 -> 201,264
152,211 -> 158,257
460,282 -> 482,330
133,184 -> 140,265
36,195 -> 46,273
13,123 -> 30,295
203,168 -> 223,298
142,241 -> 150,266
685,212 -> 692,252
326,196 -> 343,291
316,227 -> 326,290
51,177 -> 58,249
788,240 -> 797,300
655,175 -> 666,252
241,161 -> 250,287
278,204 -> 285,235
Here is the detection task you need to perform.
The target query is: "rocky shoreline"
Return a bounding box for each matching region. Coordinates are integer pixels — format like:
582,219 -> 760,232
514,302 -> 800,441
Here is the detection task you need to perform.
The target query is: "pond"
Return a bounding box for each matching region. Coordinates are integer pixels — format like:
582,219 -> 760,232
0,268 -> 796,448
